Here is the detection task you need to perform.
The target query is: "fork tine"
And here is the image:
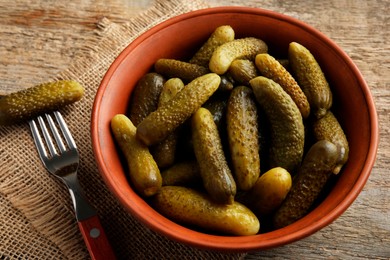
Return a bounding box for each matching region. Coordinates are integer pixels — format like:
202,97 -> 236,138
38,115 -> 58,157
46,113 -> 67,153
54,111 -> 77,149
29,119 -> 49,159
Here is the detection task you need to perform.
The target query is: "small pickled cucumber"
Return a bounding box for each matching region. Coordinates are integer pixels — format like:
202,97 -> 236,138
152,78 -> 185,168
157,78 -> 185,106
190,25 -> 235,67
255,53 -> 310,119
137,73 -> 221,146
312,111 -> 349,174
218,75 -> 235,93
209,37 -> 268,75
288,42 -> 333,119
152,186 -> 260,236
192,107 -> 236,204
128,72 -> 165,126
250,76 -> 305,173
244,167 -> 292,216
203,97 -> 228,129
273,140 -> 340,229
154,59 -> 209,82
226,86 -> 260,191
161,161 -> 201,186
228,59 -> 258,86
0,80 -> 84,125
111,114 -> 162,197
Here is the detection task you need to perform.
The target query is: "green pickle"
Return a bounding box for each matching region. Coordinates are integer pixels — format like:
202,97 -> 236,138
154,59 -> 209,82
228,59 -> 258,86
137,73 -> 221,146
152,186 -> 260,236
209,37 -> 268,75
0,80 -> 84,125
192,107 -> 236,204
190,25 -> 235,67
128,72 -> 165,126
288,42 -> 333,119
161,161 -> 201,186
111,114 -> 162,197
250,76 -> 305,173
152,78 -> 185,169
312,111 -> 349,174
226,86 -> 260,191
273,140 -> 340,229
255,53 -> 310,119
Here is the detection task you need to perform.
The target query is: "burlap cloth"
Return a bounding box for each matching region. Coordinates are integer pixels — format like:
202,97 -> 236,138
0,0 -> 246,259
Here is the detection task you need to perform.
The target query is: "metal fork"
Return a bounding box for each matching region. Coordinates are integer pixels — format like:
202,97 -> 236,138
29,111 -> 116,260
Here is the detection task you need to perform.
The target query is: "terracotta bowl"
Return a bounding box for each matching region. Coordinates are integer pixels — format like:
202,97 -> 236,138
91,7 -> 379,252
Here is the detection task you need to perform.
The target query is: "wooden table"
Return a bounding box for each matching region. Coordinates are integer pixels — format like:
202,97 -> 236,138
1,0 -> 389,259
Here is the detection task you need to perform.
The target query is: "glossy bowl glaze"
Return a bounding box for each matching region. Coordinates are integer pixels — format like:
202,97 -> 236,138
91,7 -> 379,252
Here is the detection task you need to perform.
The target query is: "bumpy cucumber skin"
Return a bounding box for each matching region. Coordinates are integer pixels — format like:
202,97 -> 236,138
192,107 -> 236,204
250,76 -> 305,173
255,53 -> 310,119
190,25 -> 235,67
136,73 -> 221,146
228,59 -> 258,86
209,37 -> 268,75
0,80 -> 84,125
152,186 -> 260,236
128,72 -> 165,126
154,59 -> 209,82
288,42 -> 333,119
152,78 -> 185,169
312,111 -> 349,174
111,114 -> 162,197
161,161 -> 201,186
273,140 -> 339,229
226,86 -> 260,191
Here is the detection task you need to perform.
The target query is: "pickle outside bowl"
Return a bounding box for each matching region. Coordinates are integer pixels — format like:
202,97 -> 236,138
91,6 -> 379,252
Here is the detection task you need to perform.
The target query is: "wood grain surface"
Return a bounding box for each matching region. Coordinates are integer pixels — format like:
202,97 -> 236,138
1,0 -> 389,259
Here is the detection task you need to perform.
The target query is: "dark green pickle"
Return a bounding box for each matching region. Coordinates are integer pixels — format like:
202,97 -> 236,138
273,140 -> 340,229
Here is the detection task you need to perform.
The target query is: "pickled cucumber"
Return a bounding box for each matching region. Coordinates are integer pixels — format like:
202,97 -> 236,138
192,107 -> 236,204
273,140 -> 340,229
250,76 -> 305,173
152,78 -> 185,168
137,73 -> 221,146
152,186 -> 260,235
209,37 -> 268,75
255,53 -> 310,119
190,25 -> 235,67
161,161 -> 201,186
228,59 -> 258,86
244,167 -> 292,216
157,78 -> 185,106
128,72 -> 165,126
0,80 -> 84,125
154,59 -> 209,82
312,111 -> 349,174
203,97 -> 228,129
111,114 -> 162,197
288,42 -> 333,119
226,86 -> 260,191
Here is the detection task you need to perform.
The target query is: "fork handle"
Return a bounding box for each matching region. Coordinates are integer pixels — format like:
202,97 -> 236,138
78,215 -> 117,260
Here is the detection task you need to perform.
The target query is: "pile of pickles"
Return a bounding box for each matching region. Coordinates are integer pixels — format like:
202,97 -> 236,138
110,25 -> 349,235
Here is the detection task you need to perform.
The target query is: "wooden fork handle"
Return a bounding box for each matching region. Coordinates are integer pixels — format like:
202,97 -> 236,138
78,215 -> 116,260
